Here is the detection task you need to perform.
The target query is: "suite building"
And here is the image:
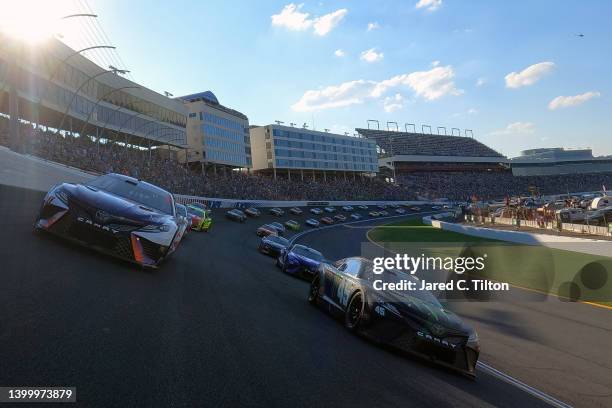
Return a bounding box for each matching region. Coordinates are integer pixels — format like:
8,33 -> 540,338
249,124 -> 378,180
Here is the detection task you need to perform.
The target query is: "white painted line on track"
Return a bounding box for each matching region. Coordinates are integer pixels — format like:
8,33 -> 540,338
290,211 -> 574,408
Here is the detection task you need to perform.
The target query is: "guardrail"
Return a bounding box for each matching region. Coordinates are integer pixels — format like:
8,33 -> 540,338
466,215 -> 611,237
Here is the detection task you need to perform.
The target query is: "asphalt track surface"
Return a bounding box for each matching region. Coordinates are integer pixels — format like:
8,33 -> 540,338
0,184 -> 606,407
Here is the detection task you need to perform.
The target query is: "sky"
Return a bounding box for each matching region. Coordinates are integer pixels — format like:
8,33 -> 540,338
3,0 -> 612,157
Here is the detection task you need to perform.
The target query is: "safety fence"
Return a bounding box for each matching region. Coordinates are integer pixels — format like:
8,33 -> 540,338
464,215 -> 611,237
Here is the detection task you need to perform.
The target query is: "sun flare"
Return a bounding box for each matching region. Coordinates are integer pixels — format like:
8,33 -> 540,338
0,0 -> 77,44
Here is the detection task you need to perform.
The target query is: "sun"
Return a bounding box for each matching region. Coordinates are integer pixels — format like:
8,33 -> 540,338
0,0 -> 76,44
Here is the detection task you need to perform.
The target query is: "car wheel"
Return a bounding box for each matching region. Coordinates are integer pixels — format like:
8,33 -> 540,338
345,291 -> 365,331
308,275 -> 320,306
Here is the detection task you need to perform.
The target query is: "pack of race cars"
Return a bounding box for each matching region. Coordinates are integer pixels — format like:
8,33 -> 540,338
34,174 -> 477,377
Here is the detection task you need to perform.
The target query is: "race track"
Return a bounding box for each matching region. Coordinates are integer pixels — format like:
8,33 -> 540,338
0,184 -> 600,407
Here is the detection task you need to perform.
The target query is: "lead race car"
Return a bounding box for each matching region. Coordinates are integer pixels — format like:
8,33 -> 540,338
34,173 -> 180,268
308,257 -> 480,377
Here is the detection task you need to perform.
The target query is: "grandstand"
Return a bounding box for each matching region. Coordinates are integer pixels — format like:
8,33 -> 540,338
355,128 -> 508,173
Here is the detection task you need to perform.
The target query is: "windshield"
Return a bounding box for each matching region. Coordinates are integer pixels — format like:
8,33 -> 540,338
187,206 -> 204,217
176,205 -> 187,217
87,174 -> 174,215
362,267 -> 441,307
268,236 -> 289,246
292,245 -> 323,262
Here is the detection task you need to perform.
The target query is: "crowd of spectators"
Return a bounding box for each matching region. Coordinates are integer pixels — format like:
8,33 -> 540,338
2,119 -> 611,202
0,121 -> 417,200
397,171 -> 612,201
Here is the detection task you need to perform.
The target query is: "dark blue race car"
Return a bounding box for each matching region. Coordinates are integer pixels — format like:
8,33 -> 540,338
34,173 -> 180,268
277,244 -> 324,278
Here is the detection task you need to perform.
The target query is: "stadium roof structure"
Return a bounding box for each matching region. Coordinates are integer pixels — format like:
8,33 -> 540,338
355,128 -> 506,159
177,91 -> 248,121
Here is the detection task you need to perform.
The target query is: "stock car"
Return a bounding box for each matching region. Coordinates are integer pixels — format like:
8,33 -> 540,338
258,235 -> 290,257
245,207 -> 261,217
379,210 -> 389,216
226,209 -> 247,222
369,211 -> 380,217
342,205 -> 354,212
270,207 -> 285,216
305,218 -> 320,228
333,214 -> 347,222
395,208 -> 406,215
410,206 -> 421,212
324,207 -> 336,213
308,257 -> 480,377
350,213 -> 362,220
285,220 -> 301,231
175,203 -> 190,239
357,205 -> 369,210
310,208 -> 323,215
320,216 -> 334,225
34,173 -> 180,268
270,222 -> 286,235
377,204 -> 387,210
187,204 -> 212,231
277,244 -> 325,278
257,224 -> 279,237
290,207 -> 303,215
190,202 -> 207,211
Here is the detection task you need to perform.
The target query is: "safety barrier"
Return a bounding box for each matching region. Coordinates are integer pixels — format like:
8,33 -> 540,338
467,215 -> 611,237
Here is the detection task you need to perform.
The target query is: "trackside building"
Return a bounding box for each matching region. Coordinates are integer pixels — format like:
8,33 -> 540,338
179,91 -> 251,171
249,124 -> 378,179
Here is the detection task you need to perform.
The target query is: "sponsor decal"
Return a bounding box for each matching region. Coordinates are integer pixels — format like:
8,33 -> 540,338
416,331 -> 458,349
76,216 -> 119,234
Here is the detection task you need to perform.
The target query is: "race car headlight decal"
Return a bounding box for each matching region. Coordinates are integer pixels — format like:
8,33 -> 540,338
54,188 -> 69,204
140,224 -> 171,233
382,302 -> 400,316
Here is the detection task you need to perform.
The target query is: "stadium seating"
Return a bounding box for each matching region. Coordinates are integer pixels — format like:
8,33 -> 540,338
356,128 -> 504,158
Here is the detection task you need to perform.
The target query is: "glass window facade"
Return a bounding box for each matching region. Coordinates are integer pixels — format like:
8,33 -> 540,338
270,127 -> 377,172
200,111 -> 251,167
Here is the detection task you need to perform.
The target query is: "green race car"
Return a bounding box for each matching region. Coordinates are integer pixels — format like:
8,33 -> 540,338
187,204 -> 213,232
284,220 -> 301,231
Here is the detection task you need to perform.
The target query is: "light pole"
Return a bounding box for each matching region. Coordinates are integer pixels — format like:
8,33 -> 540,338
78,85 -> 141,140
55,66 -> 129,136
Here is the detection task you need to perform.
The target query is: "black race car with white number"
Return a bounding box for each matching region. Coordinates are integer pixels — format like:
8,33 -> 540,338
34,173 -> 180,268
308,257 -> 480,377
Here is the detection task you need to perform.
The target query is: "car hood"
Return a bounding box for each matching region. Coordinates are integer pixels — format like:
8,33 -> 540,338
372,287 -> 470,335
64,183 -> 170,225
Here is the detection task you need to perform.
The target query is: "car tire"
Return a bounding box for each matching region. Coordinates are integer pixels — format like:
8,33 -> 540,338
345,291 -> 365,332
308,275 -> 320,306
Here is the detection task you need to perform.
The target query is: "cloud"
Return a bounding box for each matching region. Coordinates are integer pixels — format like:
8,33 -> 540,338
548,91 -> 600,110
291,63 -> 462,112
271,3 -> 347,36
505,62 -> 555,88
467,108 -> 478,115
490,122 -> 536,136
313,8 -> 348,36
476,77 -> 486,87
271,4 -> 312,31
383,94 -> 404,113
360,48 -> 384,63
334,49 -> 346,57
415,0 -> 442,12
367,22 -> 380,31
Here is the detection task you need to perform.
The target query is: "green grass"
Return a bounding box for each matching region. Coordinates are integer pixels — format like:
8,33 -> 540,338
368,219 -> 612,308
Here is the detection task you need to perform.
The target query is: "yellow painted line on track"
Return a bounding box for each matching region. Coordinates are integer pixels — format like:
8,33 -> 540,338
365,223 -> 612,312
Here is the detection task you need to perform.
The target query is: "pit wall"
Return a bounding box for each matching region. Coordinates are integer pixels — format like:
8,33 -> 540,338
423,215 -> 612,258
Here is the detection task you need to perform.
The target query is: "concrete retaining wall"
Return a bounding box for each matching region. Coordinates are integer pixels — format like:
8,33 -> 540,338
423,215 -> 612,257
